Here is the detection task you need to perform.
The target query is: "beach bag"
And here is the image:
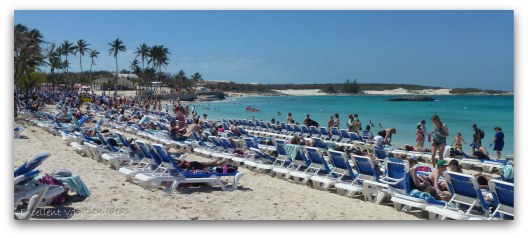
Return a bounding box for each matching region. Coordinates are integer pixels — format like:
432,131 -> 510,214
37,175 -> 70,205
215,165 -> 238,173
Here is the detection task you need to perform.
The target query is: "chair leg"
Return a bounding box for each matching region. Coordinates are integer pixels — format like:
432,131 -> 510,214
232,173 -> 244,190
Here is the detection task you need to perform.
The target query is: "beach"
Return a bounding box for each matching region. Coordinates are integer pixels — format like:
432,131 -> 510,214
14,120 -> 420,220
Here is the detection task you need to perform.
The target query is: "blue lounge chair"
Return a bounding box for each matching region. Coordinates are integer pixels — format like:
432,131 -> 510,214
272,145 -> 310,180
319,127 -> 331,140
150,144 -> 244,193
380,157 -> 446,213
248,148 -> 277,172
330,127 -> 342,141
300,125 -> 312,138
289,147 -> 332,185
425,171 -> 492,220
118,140 -> 162,181
309,126 -> 321,138
311,137 -> 329,152
134,143 -> 185,189
339,129 -> 351,143
310,149 -> 354,190
101,132 -> 144,168
350,154 -> 388,203
488,179 -> 514,220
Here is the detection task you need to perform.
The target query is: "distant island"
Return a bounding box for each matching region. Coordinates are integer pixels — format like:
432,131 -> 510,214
386,96 -> 436,101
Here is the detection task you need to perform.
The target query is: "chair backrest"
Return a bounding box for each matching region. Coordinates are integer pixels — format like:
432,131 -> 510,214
151,143 -> 183,176
383,157 -> 411,194
350,155 -> 380,180
14,152 -> 51,177
243,137 -> 259,150
488,179 -> 514,218
301,125 -> 311,134
208,136 -> 226,150
116,132 -> 141,158
444,171 -> 490,213
489,179 -> 514,208
340,129 -> 351,139
374,148 -> 388,160
293,124 -> 302,133
349,132 -> 363,142
309,126 -> 320,136
286,124 -> 295,133
136,141 -> 161,166
312,137 -> 328,150
250,148 -> 276,163
304,147 -> 332,174
191,131 -> 206,146
319,127 -> 330,136
328,150 -> 356,180
219,137 -> 237,149
276,142 -> 288,156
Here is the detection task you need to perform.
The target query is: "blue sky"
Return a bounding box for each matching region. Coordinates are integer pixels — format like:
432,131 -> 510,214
15,10 -> 513,90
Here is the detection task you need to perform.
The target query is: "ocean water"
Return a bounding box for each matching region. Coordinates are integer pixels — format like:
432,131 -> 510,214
178,95 -> 514,157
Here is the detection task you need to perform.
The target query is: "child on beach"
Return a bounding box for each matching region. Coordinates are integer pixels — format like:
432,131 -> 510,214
450,133 -> 467,152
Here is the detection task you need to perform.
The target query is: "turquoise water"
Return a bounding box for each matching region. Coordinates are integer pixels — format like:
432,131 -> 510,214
183,95 -> 514,157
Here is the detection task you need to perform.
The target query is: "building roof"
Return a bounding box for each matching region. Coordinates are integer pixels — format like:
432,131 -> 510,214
118,74 -> 139,79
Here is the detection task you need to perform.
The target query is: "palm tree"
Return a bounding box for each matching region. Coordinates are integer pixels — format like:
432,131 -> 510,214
75,39 -> 90,74
88,49 -> 99,92
14,24 -> 45,92
134,43 -> 150,70
44,42 -> 63,91
59,40 -> 77,89
191,72 -> 203,92
108,38 -> 126,95
130,59 -> 141,93
148,45 -> 170,93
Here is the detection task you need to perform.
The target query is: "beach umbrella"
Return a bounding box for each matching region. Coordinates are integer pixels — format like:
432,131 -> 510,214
14,152 -> 51,177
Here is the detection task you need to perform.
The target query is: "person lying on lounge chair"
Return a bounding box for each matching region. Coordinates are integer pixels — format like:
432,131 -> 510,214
175,157 -> 230,171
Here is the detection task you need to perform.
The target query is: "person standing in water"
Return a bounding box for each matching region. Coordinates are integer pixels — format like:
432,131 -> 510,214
430,115 -> 449,168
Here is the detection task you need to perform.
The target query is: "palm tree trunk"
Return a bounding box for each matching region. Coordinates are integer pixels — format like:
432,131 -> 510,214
89,60 -> 93,94
115,56 -> 118,95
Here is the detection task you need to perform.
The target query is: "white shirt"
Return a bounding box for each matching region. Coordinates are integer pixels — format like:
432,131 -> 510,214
373,135 -> 384,146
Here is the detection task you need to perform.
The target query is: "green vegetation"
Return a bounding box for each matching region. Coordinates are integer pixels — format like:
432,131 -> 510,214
450,88 -> 507,94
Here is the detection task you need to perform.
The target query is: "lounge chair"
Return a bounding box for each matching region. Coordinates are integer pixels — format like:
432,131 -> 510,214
425,171 -> 492,220
134,144 -> 186,189
309,126 -> 321,138
330,127 -> 342,141
310,149 -> 353,191
379,157 -> 446,213
289,147 -> 332,185
118,140 -> 162,181
151,144 -> 244,193
272,145 -> 310,180
349,154 -> 388,204
488,179 -> 514,220
319,127 -> 331,140
101,132 -> 143,168
248,148 -> 277,172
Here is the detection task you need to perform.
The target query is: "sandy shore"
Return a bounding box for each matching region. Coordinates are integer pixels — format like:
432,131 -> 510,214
14,119 -> 421,220
363,88 -> 451,95
272,89 -> 329,96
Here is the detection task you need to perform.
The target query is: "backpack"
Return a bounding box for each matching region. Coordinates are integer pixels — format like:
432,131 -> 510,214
479,129 -> 485,139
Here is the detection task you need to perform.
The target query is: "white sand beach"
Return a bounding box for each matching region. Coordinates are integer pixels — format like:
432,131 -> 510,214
363,88 -> 451,95
14,120 -> 420,220
272,89 -> 329,96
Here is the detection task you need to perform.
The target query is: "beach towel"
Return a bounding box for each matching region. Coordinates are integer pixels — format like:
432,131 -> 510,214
37,175 -> 70,205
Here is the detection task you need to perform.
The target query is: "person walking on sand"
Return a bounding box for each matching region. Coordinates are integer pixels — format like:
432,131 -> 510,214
490,126 -> 504,160
430,115 -> 449,168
